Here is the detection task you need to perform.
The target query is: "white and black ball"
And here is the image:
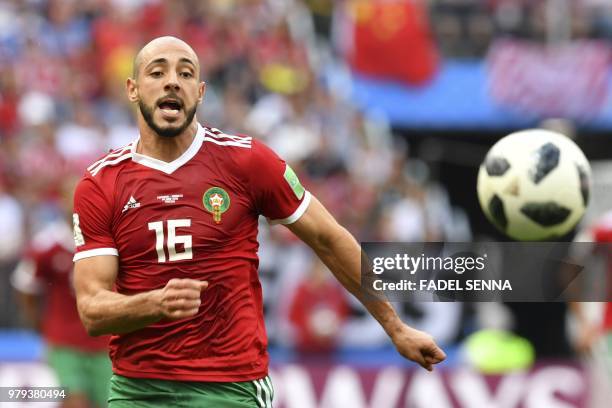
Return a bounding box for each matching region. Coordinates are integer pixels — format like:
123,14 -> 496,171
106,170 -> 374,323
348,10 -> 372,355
477,129 -> 591,241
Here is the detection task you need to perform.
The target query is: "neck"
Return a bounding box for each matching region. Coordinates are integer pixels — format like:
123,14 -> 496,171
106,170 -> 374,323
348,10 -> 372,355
136,118 -> 198,162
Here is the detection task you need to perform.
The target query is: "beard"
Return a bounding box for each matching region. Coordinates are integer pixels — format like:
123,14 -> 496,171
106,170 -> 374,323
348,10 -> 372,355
139,98 -> 198,138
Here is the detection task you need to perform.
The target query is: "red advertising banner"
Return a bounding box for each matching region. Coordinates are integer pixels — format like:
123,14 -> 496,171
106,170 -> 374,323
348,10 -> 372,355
0,361 -> 594,407
269,362 -> 590,408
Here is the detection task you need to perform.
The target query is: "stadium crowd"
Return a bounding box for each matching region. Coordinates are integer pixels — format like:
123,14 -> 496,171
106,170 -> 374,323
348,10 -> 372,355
432,0 -> 612,56
1,0 -> 608,356
0,0 -> 472,349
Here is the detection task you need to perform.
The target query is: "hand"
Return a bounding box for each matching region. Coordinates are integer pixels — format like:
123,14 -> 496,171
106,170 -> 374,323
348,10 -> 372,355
391,325 -> 446,371
156,278 -> 208,321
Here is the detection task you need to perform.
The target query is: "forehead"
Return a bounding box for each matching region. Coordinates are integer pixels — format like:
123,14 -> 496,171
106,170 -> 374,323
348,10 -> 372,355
139,42 -> 198,71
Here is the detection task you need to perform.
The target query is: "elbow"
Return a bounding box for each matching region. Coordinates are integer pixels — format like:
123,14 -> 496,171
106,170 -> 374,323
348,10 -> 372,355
83,319 -> 104,337
77,299 -> 104,337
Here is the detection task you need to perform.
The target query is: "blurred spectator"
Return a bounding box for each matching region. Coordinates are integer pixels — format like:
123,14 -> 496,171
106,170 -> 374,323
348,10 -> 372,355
17,91 -> 56,128
0,66 -> 19,137
288,259 -> 350,353
432,0 -> 494,57
37,0 -> 91,58
586,0 -> 612,39
14,121 -> 67,205
0,177 -> 25,328
0,179 -> 24,263
14,40 -> 66,97
245,87 -> 322,163
55,103 -> 106,171
303,0 -> 334,39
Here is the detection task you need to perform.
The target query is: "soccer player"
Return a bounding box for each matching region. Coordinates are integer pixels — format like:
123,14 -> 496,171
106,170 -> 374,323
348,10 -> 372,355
72,36 -> 445,407
571,212 -> 612,370
12,179 -> 111,408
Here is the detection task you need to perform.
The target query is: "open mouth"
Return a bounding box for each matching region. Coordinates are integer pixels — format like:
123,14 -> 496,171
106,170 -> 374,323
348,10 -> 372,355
158,98 -> 183,115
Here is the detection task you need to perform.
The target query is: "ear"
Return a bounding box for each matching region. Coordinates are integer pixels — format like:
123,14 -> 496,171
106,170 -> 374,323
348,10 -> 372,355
126,78 -> 139,103
198,81 -> 206,104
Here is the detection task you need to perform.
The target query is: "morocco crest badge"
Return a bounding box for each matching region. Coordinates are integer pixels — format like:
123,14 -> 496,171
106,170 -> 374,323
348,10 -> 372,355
203,187 -> 230,224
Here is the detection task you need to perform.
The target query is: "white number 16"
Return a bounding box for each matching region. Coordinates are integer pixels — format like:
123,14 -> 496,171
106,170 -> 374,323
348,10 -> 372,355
148,219 -> 193,262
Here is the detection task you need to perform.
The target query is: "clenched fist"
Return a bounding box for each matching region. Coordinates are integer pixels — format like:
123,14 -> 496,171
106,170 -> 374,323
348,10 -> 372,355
392,324 -> 446,371
156,278 -> 208,320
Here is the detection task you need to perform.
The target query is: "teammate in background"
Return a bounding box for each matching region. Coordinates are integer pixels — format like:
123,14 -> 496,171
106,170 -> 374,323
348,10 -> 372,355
72,36 -> 445,407
571,211 -> 612,372
287,258 -> 350,353
11,179 -> 111,408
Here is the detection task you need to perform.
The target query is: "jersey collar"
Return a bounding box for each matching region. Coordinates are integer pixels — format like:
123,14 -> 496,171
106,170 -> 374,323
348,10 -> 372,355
131,123 -> 205,174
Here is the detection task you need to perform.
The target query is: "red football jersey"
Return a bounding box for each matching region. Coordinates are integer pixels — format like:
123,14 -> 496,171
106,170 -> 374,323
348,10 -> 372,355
288,280 -> 350,352
72,124 -> 310,382
11,221 -> 109,351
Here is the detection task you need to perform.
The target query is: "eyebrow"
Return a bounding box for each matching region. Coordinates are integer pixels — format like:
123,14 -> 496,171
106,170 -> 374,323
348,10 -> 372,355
145,57 -> 197,70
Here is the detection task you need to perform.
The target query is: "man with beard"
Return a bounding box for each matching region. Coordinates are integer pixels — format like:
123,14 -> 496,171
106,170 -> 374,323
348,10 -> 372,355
72,36 -> 446,407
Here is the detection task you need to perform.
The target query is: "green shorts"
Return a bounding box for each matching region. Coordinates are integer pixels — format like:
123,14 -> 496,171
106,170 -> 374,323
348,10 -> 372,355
47,346 -> 112,407
108,374 -> 274,408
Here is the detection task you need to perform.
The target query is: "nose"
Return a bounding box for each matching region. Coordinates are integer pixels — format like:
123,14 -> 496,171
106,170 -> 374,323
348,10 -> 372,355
164,71 -> 180,92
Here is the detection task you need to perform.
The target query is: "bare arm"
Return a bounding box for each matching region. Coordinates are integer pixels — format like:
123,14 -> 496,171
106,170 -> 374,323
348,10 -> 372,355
74,255 -> 207,336
286,196 -> 446,371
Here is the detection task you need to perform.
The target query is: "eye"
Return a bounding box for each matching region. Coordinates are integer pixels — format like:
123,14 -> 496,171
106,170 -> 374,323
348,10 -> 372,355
180,72 -> 193,78
150,71 -> 163,78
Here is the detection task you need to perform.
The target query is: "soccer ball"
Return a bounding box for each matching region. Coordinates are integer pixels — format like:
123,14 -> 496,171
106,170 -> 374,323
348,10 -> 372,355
477,129 -> 591,241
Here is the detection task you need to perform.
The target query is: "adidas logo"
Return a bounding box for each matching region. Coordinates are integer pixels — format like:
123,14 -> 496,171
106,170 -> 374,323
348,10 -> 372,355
122,196 -> 141,213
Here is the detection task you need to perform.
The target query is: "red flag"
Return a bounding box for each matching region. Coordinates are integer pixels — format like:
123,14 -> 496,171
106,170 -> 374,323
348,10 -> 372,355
344,0 -> 439,85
